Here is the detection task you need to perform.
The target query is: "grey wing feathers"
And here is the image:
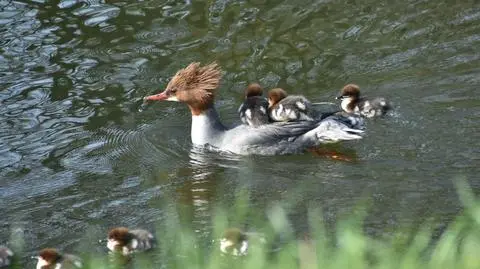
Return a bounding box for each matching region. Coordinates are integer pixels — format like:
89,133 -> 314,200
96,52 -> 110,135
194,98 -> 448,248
293,112 -> 365,146
323,112 -> 365,130
257,120 -> 319,140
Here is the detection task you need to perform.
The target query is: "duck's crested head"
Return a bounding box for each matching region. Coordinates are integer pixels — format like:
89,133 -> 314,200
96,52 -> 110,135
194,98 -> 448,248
38,248 -> 62,265
267,88 -> 288,107
144,62 -> 222,115
108,227 -> 134,247
245,83 -> 263,98
337,84 -> 360,99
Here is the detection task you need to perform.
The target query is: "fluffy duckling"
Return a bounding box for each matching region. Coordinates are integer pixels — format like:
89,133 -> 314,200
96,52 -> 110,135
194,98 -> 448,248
0,246 -> 14,268
220,228 -> 249,256
268,88 -> 316,122
219,227 -> 269,257
336,84 -> 391,118
35,248 -> 82,269
237,83 -> 270,127
107,227 -> 156,255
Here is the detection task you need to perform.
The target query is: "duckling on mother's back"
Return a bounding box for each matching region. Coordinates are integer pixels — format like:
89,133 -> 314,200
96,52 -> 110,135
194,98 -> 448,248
268,88 -> 316,122
238,83 -> 270,127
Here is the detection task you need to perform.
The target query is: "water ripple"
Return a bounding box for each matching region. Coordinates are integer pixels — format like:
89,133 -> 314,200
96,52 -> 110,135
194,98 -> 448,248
134,21 -> 191,45
1,0 -> 479,258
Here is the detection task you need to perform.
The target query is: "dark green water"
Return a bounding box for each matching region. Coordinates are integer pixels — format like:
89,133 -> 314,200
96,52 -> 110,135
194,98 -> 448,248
0,0 -> 479,264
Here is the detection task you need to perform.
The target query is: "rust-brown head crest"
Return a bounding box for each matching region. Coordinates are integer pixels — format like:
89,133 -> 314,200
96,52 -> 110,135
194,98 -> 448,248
267,88 -> 288,107
144,62 -> 222,115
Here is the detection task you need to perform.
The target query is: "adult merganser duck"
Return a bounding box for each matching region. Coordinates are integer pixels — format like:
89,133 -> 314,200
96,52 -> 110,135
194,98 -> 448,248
267,88 -> 316,122
336,84 -> 391,118
107,227 -> 156,255
0,246 -> 14,268
144,62 -> 365,155
35,248 -> 82,269
237,83 -> 269,127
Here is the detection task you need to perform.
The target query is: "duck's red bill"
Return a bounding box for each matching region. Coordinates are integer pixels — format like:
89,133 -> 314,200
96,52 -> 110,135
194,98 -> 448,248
144,91 -> 168,101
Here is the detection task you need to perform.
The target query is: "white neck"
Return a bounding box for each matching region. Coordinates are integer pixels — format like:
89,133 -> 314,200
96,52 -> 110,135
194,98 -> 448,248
341,97 -> 355,112
191,108 -> 227,146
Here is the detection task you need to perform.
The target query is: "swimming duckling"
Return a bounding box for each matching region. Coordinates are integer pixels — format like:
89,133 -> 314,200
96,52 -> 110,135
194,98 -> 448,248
107,227 -> 156,256
336,84 -> 391,118
219,228 -> 269,257
220,228 -> 249,256
35,248 -> 82,269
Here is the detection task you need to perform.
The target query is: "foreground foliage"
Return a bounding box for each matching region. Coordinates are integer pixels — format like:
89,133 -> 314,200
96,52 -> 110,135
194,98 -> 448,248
8,180 -> 480,269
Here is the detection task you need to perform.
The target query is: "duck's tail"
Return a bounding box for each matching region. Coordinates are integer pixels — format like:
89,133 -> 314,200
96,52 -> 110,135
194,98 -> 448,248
313,113 -> 365,143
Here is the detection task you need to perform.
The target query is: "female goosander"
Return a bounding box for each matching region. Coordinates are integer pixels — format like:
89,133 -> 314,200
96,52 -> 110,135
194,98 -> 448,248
35,248 -> 82,269
144,62 -> 365,155
336,84 -> 391,118
107,227 -> 156,255
267,88 -> 316,122
237,83 -> 269,127
0,246 -> 13,268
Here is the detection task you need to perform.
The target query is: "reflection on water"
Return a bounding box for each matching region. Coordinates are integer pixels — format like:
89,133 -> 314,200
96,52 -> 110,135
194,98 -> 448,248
0,0 -> 479,266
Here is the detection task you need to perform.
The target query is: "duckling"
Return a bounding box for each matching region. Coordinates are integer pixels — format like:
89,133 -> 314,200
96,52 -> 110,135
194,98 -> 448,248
336,84 -> 391,118
107,227 -> 156,255
220,228 -> 249,256
268,88 -> 316,122
35,248 -> 82,269
237,83 -> 270,127
0,246 -> 14,268
219,228 -> 269,257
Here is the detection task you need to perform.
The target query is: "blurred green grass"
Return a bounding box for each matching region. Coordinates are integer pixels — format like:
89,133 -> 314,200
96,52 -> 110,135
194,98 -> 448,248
9,179 -> 480,269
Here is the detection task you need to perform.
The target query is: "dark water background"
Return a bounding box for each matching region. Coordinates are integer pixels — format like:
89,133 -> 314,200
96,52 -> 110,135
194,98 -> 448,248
0,0 -> 479,265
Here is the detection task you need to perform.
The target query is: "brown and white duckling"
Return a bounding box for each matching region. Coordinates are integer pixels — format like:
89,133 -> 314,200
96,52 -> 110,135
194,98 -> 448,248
268,88 -> 316,122
220,228 -> 249,256
35,248 -> 82,269
219,228 -> 268,257
0,246 -> 14,268
107,227 -> 156,255
336,84 -> 391,118
237,83 -> 270,127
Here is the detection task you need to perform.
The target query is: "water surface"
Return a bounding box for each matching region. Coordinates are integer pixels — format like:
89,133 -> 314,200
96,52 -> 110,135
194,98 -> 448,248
0,0 -> 479,265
